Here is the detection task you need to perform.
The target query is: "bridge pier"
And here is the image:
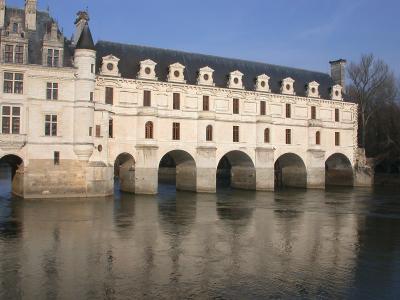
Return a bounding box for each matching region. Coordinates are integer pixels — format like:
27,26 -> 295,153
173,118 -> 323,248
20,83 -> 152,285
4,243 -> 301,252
255,147 -> 275,191
196,146 -> 217,193
134,145 -> 158,194
307,149 -> 326,189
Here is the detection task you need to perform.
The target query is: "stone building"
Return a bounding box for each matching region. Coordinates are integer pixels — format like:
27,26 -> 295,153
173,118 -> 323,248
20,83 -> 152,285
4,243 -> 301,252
0,1 -> 372,198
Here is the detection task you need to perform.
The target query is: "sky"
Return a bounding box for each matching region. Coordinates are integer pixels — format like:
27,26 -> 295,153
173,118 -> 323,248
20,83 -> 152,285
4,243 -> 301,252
6,0 -> 400,77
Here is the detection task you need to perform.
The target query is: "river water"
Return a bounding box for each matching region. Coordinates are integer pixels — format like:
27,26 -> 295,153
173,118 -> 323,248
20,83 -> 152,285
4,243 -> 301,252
0,177 -> 400,299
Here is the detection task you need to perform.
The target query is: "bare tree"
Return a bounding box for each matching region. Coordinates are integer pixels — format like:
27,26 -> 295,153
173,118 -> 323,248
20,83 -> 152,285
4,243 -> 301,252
347,54 -> 398,149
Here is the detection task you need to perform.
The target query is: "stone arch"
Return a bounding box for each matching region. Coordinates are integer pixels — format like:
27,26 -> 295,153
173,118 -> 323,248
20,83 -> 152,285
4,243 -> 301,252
325,153 -> 353,186
114,153 -> 135,193
0,154 -> 24,195
158,150 -> 196,192
216,150 -> 256,190
274,153 -> 307,189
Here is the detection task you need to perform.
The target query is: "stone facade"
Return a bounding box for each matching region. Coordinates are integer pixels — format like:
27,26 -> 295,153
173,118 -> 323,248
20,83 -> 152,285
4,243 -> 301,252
0,1 -> 372,198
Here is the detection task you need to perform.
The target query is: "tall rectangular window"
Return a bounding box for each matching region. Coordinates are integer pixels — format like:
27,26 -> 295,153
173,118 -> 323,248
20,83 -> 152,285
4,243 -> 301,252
47,49 -> 60,67
233,126 -> 239,142
286,103 -> 291,118
173,93 -> 180,110
285,129 -> 291,144
335,108 -> 340,122
172,122 -> 180,140
203,95 -> 209,111
311,106 -> 316,119
54,151 -> 60,165
45,114 -> 57,136
2,106 -> 20,134
3,72 -> 23,94
143,90 -> 151,107
260,101 -> 266,115
15,45 -> 24,64
109,119 -> 113,138
233,98 -> 239,114
105,87 -> 114,105
91,64 -> 95,74
89,127 -> 92,136
46,82 -> 58,100
335,132 -> 340,146
95,125 -> 101,137
4,45 -> 13,63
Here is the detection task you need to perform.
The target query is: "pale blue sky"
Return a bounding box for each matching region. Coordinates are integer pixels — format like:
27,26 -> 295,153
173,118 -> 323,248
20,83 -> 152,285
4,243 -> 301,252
6,0 -> 400,76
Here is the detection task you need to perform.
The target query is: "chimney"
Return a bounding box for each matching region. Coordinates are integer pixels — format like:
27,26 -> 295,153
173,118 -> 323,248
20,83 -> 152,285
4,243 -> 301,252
73,11 -> 90,46
25,0 -> 37,30
0,0 -> 4,29
329,59 -> 347,93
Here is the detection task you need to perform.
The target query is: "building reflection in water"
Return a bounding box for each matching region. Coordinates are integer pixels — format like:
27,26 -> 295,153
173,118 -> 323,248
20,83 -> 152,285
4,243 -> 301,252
0,184 -> 400,298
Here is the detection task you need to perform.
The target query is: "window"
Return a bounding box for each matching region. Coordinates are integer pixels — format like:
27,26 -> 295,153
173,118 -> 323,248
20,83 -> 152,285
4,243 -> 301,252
233,126 -> 239,142
89,127 -> 92,136
260,101 -> 266,115
105,87 -> 113,105
4,72 -> 23,94
143,90 -> 151,107
286,103 -> 291,118
95,125 -> 101,137
109,119 -> 113,138
15,45 -> 23,64
46,83 -> 58,100
172,122 -> 180,140
145,121 -> 154,139
91,64 -> 95,74
2,106 -> 20,134
311,106 -> 316,119
203,95 -> 209,111
285,129 -> 291,144
316,131 -> 321,145
47,49 -> 60,67
233,98 -> 239,114
54,151 -> 60,165
3,44 -> 23,64
335,132 -> 340,146
335,108 -> 340,122
12,23 -> 18,33
173,93 -> 180,110
90,92 -> 94,102
264,128 -> 270,143
4,45 -> 13,63
206,125 -> 213,141
45,114 -> 57,136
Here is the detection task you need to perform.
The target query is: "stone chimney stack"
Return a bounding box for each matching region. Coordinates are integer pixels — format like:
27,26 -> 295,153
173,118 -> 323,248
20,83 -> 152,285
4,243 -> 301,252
329,59 -> 347,93
25,0 -> 37,31
0,0 -> 5,28
73,11 -> 89,46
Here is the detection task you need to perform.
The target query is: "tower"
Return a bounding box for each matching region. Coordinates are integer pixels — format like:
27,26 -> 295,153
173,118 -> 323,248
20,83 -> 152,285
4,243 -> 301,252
329,59 -> 347,93
25,0 -> 37,31
0,0 -> 5,28
73,13 -> 96,161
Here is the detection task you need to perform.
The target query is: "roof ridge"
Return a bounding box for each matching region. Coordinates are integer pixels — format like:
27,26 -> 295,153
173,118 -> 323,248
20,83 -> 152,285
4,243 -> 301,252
96,39 -> 330,77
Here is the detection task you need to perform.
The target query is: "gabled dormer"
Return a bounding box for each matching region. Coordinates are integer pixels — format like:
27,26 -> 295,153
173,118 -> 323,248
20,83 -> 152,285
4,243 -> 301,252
331,84 -> 343,101
228,70 -> 244,89
0,16 -> 28,64
306,81 -> 320,98
197,66 -> 215,86
255,74 -> 270,92
281,77 -> 295,95
100,55 -> 121,77
167,62 -> 186,83
42,22 -> 64,67
138,59 -> 157,80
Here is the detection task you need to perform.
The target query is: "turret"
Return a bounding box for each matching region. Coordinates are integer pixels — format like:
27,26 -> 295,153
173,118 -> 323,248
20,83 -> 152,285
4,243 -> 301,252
25,0 -> 37,31
73,12 -> 96,161
0,0 -> 5,28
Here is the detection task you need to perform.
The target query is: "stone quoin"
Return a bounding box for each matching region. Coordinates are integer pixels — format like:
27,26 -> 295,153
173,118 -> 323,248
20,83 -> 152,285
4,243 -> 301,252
0,1 -> 373,198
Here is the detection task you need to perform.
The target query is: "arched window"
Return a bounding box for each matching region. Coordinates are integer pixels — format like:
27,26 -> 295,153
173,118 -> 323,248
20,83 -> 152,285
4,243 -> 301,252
316,131 -> 321,145
264,128 -> 270,143
206,125 -> 213,141
145,121 -> 153,139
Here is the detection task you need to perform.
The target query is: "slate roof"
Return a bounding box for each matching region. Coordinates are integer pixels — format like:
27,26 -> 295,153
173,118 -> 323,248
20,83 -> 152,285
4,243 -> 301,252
3,7 -> 74,67
76,23 -> 95,50
95,40 -> 335,99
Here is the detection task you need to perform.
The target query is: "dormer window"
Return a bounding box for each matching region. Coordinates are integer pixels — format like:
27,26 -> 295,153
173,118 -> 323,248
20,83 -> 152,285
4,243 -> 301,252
167,62 -> 186,83
197,66 -> 215,86
47,49 -> 60,67
100,55 -> 120,77
307,81 -> 320,98
12,23 -> 18,33
3,44 -> 25,64
228,70 -> 244,89
138,59 -> 157,80
331,84 -> 343,101
281,77 -> 295,95
255,74 -> 270,92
